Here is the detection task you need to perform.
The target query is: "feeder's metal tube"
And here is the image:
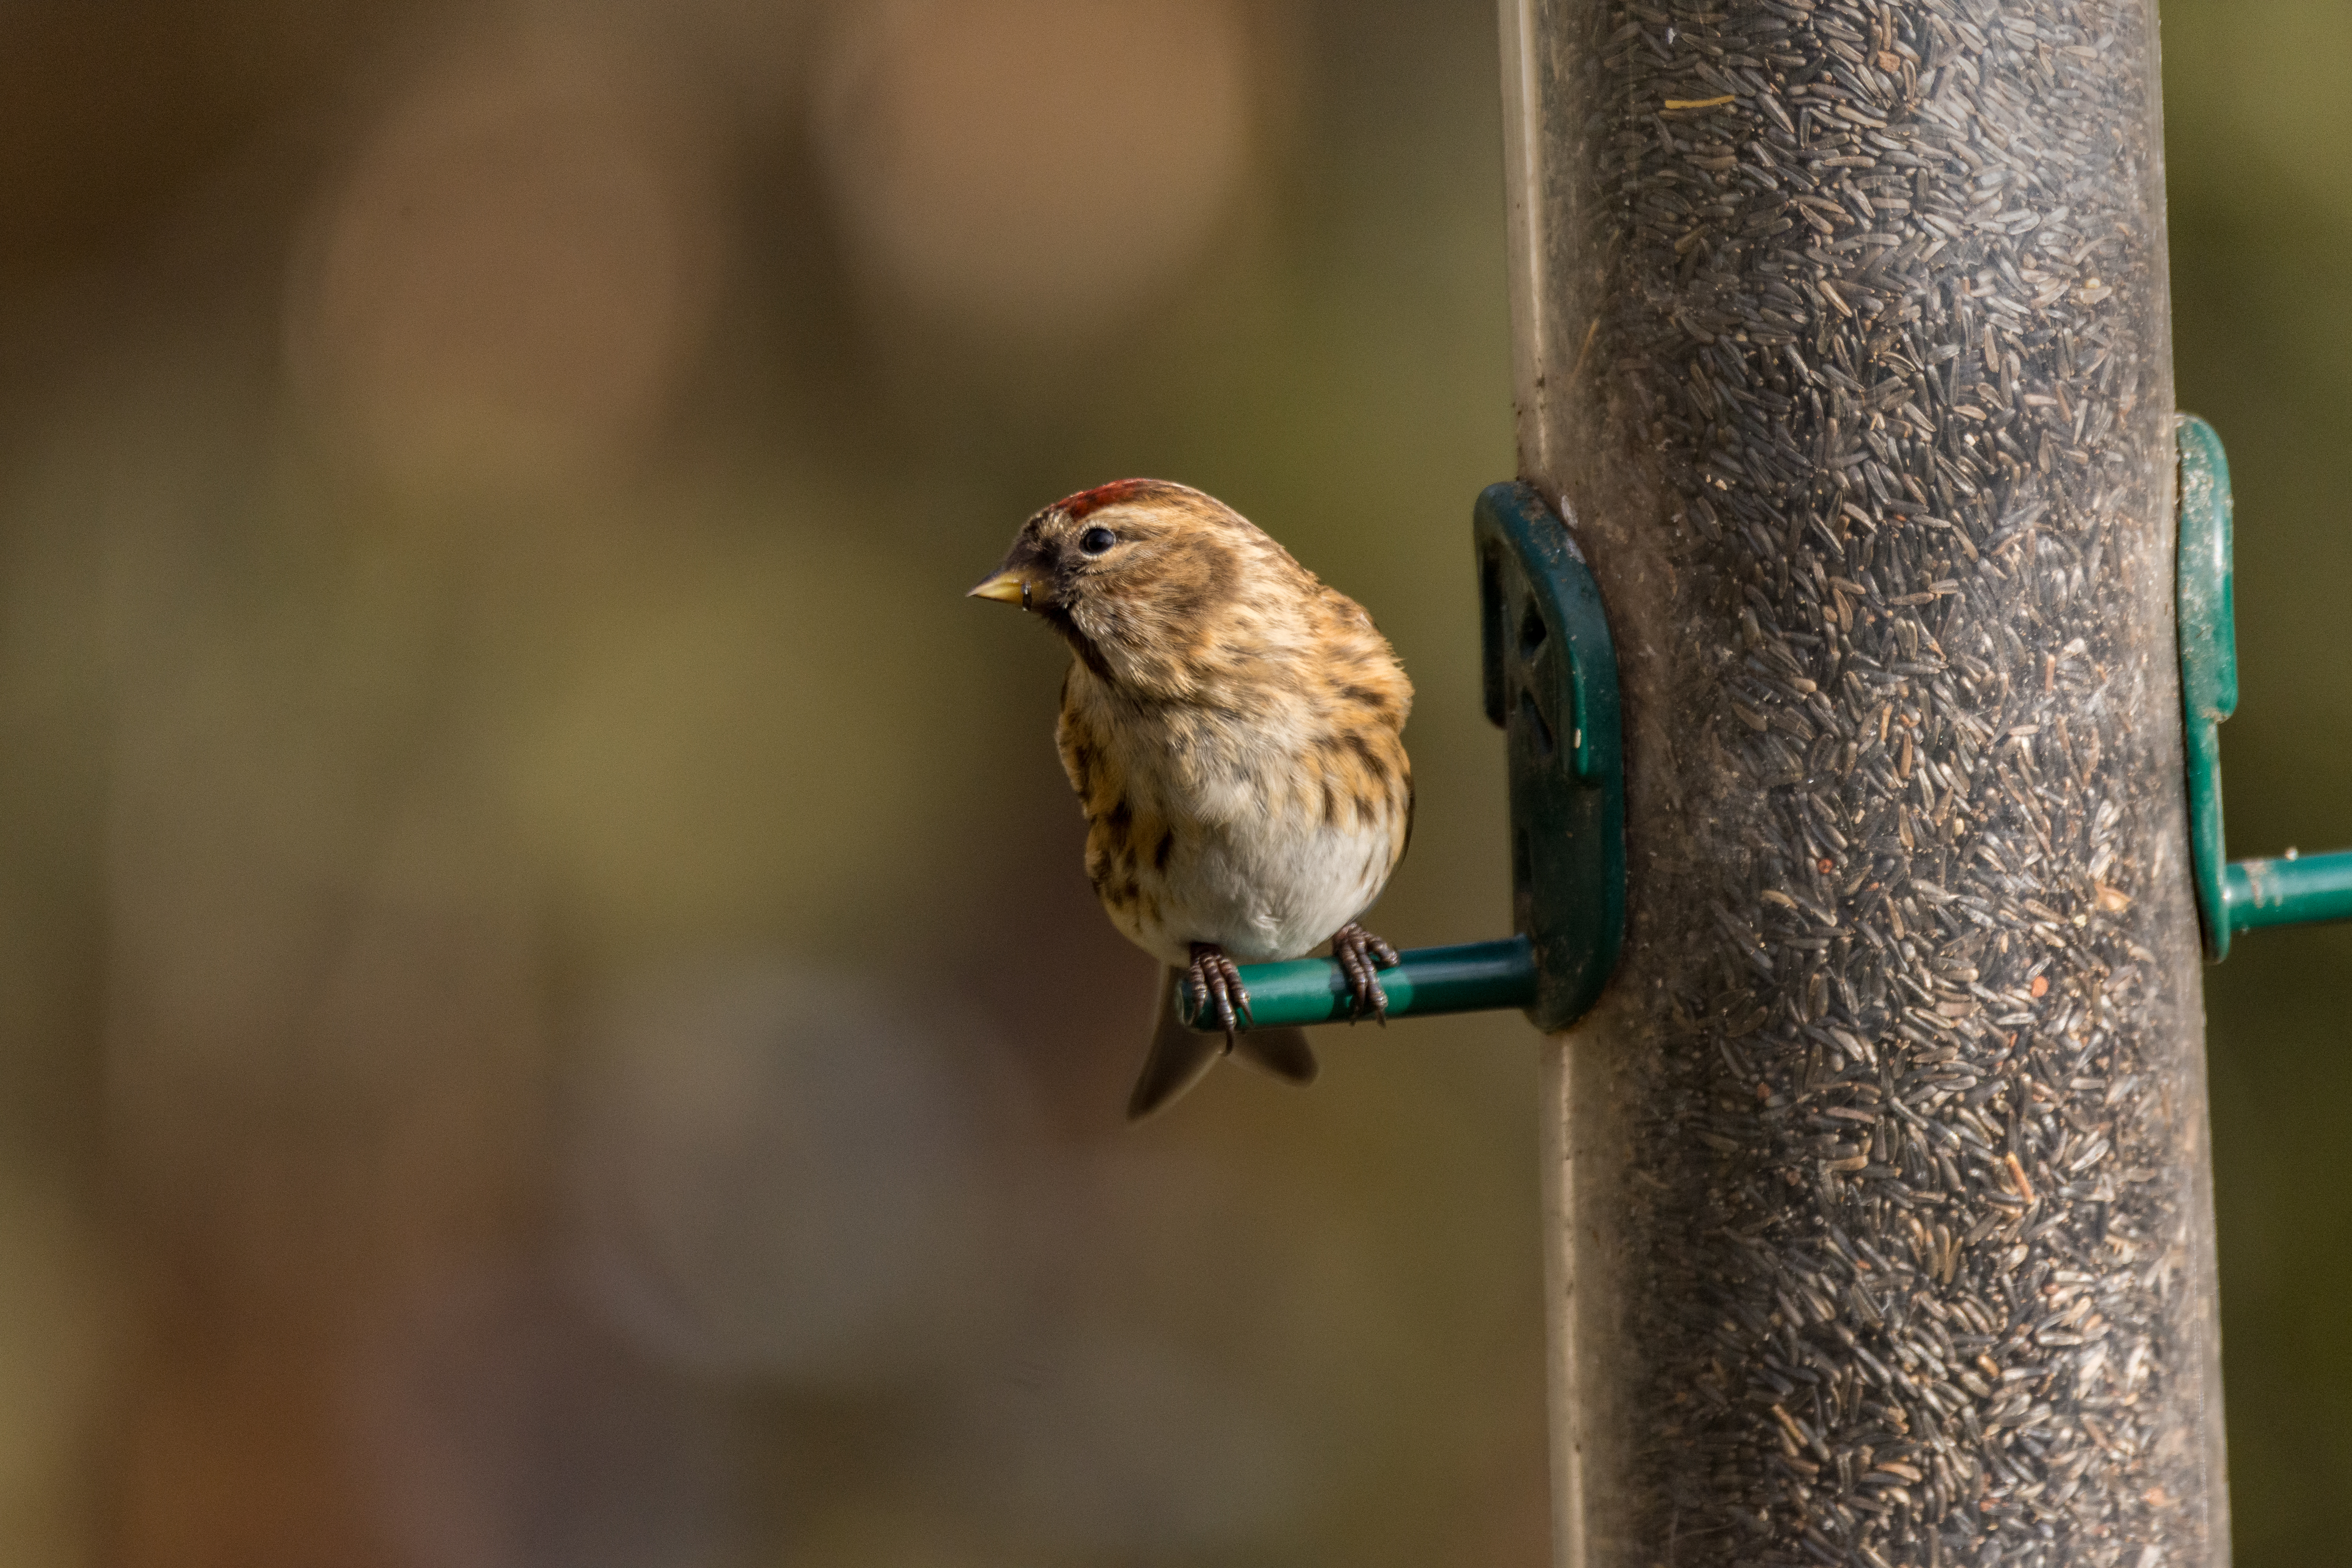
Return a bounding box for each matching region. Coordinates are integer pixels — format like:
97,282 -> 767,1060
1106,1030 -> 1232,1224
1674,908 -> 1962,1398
1499,2 -> 2230,1564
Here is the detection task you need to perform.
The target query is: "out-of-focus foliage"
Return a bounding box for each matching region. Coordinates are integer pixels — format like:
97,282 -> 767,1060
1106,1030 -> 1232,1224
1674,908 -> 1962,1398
0,1 -> 2335,1564
0,3 -> 1537,1566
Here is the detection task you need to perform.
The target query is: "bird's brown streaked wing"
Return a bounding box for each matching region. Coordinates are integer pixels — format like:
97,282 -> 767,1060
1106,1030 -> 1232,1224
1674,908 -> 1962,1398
1396,775 -> 1416,871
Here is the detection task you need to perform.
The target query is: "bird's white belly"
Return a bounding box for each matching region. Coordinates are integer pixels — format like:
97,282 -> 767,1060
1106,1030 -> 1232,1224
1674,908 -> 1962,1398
1145,809 -> 1393,965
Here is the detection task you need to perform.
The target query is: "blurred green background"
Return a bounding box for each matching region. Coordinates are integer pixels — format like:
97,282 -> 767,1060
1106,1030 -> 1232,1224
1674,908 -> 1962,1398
2167,5 -> 2352,1561
0,1 -> 2338,1564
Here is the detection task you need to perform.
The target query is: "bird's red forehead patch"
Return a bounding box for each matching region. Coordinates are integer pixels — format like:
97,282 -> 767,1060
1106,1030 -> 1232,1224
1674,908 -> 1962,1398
1057,478 -> 1164,519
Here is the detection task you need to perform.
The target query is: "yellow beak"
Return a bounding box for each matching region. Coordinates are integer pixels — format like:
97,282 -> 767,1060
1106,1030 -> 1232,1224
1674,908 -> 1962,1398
968,569 -> 1051,610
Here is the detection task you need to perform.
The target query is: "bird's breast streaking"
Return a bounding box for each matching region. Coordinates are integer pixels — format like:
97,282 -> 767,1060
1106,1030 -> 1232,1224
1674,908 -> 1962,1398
971,479 -> 1412,1118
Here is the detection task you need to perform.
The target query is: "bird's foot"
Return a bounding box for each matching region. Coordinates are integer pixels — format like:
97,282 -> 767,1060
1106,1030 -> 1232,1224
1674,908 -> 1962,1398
1185,943 -> 1253,1048
1331,922 -> 1401,1023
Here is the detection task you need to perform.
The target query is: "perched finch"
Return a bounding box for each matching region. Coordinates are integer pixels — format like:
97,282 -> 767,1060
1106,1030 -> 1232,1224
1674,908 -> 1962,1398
971,479 -> 1413,1118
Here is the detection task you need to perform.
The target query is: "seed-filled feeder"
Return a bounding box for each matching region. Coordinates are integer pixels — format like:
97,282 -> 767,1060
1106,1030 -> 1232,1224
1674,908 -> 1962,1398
1174,2 -> 2352,1564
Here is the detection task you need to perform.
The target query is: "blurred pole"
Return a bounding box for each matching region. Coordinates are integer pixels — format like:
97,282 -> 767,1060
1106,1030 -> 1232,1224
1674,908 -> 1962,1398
1497,2 -> 2231,1565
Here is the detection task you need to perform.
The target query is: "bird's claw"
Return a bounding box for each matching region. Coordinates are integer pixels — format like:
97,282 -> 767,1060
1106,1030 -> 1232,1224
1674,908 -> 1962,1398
1187,944 -> 1253,1048
1331,922 -> 1400,1024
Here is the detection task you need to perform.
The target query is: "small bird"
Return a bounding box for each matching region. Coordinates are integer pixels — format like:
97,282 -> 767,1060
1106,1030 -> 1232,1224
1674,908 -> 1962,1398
971,479 -> 1413,1118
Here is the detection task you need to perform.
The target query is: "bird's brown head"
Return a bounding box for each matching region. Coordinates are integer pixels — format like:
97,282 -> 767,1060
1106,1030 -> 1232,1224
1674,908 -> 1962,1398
970,479 -> 1301,696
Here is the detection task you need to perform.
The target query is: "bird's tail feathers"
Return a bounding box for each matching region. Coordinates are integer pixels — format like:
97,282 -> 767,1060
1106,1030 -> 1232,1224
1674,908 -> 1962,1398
1129,971 -> 1222,1120
1127,968 -> 1318,1120
1234,1024 -> 1317,1085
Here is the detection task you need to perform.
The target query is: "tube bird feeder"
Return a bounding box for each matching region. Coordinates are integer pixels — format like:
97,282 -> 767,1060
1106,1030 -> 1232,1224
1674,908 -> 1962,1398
1497,1 -> 2231,1564
1154,0 -> 2352,1556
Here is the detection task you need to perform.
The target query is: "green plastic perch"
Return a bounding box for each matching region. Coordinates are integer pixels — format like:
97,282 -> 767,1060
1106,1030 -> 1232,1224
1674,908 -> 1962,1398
2224,854 -> 2352,935
1178,937 -> 1537,1033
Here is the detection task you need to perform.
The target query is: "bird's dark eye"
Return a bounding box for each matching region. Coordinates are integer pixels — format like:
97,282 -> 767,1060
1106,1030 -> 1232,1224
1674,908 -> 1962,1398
1080,526 -> 1116,555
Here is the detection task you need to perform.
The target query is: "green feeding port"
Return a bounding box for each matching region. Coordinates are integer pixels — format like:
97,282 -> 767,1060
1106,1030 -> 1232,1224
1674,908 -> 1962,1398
1185,417 -> 2351,1033
2176,413 -> 2352,957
